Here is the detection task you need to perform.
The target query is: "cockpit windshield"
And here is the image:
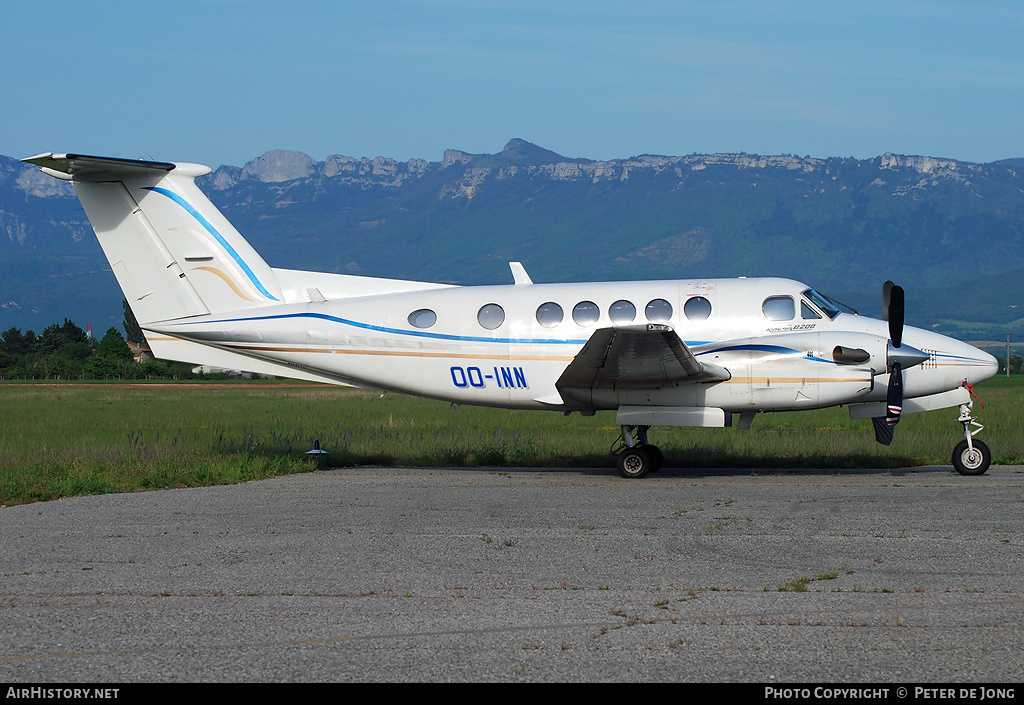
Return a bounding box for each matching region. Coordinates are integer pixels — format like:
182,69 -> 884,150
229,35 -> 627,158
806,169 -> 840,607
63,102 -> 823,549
802,288 -> 844,319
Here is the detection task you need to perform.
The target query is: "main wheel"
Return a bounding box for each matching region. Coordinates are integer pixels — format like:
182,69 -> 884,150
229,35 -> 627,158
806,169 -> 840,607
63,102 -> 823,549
952,439 -> 990,476
646,445 -> 664,473
616,447 -> 652,479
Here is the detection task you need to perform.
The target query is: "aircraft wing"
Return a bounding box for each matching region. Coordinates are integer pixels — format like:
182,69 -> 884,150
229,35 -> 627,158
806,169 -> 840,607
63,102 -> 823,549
556,325 -> 730,401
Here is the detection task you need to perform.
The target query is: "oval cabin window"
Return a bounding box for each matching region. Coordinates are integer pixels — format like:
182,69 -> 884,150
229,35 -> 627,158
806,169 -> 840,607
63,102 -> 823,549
536,302 -> 563,328
609,300 -> 636,324
477,303 -> 505,330
408,309 -> 437,328
572,301 -> 600,325
645,299 -> 673,322
683,296 -> 712,321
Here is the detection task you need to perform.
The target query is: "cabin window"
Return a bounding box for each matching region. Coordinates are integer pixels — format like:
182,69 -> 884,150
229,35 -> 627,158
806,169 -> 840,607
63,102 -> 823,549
477,303 -> 505,330
609,300 -> 636,324
536,302 -> 563,328
645,298 -> 673,322
408,309 -> 436,329
683,296 -> 712,321
572,301 -> 600,325
801,301 -> 821,319
763,296 -> 795,321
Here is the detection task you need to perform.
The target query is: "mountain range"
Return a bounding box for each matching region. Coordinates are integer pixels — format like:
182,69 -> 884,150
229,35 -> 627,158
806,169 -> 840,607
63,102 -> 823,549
3,139 -> 1024,342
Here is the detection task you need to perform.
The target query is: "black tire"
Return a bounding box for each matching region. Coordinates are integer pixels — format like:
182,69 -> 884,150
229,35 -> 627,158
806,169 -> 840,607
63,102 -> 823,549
616,447 -> 652,479
952,439 -> 990,476
646,445 -> 664,473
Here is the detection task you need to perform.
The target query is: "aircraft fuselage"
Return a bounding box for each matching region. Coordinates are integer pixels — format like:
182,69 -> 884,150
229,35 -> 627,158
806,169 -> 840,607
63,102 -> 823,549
147,276 -> 996,417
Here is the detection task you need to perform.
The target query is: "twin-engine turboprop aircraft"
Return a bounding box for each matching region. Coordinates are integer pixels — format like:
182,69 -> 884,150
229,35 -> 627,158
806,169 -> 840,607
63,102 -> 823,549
23,152 -> 999,478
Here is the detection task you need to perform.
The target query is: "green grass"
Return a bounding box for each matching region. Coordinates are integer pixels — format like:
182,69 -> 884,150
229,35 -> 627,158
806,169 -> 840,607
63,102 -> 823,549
1,376 -> 1022,505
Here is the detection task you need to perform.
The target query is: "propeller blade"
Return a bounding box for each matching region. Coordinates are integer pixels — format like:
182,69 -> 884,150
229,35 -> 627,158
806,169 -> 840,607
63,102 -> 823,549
872,417 -> 894,445
873,362 -> 904,445
875,281 -> 907,445
886,283 -> 905,348
886,361 -> 903,426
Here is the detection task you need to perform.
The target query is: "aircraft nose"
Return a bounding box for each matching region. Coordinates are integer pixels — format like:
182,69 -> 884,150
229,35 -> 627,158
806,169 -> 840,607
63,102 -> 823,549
924,332 -> 1000,385
960,344 -> 999,384
978,349 -> 999,382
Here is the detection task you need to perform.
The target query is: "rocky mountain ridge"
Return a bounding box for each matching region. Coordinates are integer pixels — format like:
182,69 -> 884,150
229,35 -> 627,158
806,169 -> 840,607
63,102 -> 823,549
5,139 -> 986,199
2,140 -> 1023,340
201,141 -> 983,192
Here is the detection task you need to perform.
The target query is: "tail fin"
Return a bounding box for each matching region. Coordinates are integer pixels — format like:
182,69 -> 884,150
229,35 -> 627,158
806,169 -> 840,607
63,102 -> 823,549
22,153 -> 283,325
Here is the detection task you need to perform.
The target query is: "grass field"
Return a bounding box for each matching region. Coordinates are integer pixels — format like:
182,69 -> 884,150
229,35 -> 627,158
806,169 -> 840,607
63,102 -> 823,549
2,377 -> 1022,505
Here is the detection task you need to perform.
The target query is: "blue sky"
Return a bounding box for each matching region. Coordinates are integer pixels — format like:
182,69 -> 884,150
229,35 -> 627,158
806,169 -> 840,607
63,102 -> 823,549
3,1 -> 1022,167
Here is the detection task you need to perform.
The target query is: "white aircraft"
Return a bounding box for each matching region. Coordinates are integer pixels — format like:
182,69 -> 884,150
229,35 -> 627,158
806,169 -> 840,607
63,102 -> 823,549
23,152 -> 999,478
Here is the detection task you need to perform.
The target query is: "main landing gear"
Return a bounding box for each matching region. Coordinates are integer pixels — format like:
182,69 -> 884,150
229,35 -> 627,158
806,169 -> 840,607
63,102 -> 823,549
614,425 -> 664,478
952,401 -> 991,476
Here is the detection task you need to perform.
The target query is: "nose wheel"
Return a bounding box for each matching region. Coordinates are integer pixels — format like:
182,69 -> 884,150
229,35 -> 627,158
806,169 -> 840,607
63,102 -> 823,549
952,439 -> 990,476
952,402 -> 990,476
614,425 -> 664,478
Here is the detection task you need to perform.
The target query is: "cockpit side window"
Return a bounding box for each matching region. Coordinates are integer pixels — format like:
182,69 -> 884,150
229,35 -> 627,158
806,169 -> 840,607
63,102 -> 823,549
801,301 -> 822,319
763,296 -> 795,321
802,288 -> 841,319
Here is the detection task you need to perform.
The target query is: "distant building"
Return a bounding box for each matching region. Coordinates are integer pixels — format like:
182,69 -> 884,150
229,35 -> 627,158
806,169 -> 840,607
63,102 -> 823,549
126,341 -> 153,363
190,365 -> 253,378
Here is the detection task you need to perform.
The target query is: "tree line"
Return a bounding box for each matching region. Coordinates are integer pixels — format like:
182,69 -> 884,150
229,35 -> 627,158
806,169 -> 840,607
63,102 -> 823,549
0,301 -> 207,380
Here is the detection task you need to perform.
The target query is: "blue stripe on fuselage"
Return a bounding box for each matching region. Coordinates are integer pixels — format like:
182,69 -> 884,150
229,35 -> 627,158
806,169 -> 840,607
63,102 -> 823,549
697,343 -> 833,364
172,311 -> 591,345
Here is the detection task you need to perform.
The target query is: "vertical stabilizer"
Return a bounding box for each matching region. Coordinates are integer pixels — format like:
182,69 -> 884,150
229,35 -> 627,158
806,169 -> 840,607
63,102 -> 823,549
22,153 -> 283,325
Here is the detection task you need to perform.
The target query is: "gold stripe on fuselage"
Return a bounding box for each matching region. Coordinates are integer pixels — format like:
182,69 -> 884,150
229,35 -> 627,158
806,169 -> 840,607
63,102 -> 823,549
219,343 -> 576,362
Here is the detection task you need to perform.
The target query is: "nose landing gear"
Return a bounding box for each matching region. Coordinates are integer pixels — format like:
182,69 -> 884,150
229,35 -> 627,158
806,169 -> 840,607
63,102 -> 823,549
952,401 -> 991,476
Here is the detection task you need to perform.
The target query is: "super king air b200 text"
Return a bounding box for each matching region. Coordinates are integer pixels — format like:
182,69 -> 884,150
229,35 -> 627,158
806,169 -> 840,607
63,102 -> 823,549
23,152 -> 1000,478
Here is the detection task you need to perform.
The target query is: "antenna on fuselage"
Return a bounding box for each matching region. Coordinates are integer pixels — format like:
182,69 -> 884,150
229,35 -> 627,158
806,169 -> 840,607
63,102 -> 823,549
509,262 -> 533,286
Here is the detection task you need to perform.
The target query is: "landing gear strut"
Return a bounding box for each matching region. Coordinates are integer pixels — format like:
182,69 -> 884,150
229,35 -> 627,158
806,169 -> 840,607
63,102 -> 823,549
952,401 -> 991,476
614,425 -> 664,478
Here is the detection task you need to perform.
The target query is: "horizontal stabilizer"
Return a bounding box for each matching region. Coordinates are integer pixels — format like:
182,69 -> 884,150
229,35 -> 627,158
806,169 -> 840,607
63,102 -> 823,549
22,153 -> 176,181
